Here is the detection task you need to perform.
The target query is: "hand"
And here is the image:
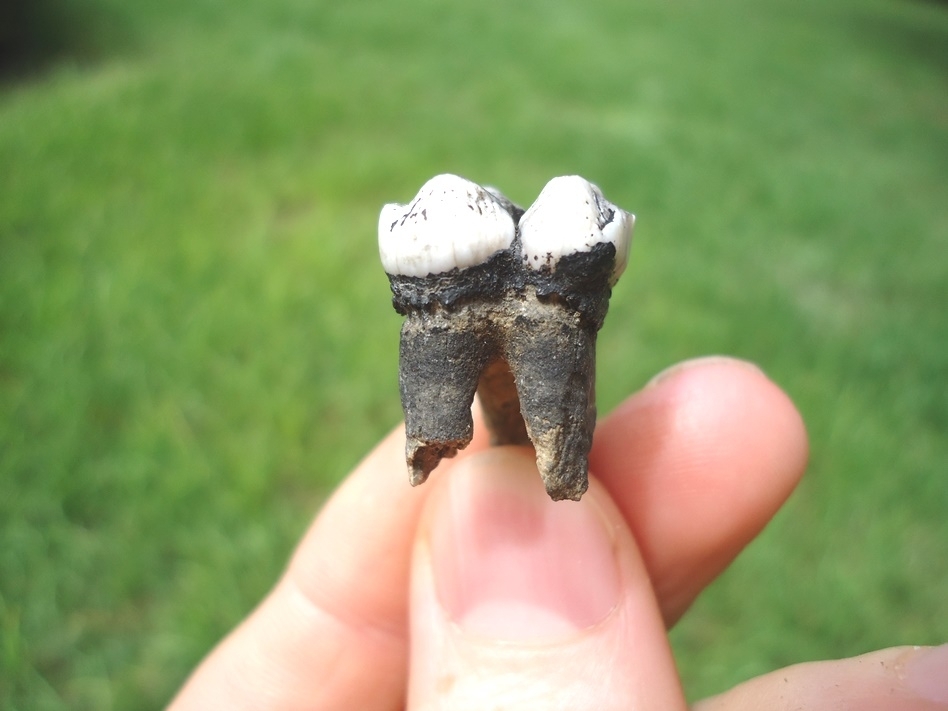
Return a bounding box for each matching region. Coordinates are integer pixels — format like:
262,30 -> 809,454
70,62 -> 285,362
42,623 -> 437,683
168,357 -> 948,710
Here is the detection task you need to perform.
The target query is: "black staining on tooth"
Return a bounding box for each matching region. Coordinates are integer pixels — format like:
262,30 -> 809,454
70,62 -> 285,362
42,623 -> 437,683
387,249 -> 519,315
397,197 -> 424,227
388,239 -> 616,332
529,241 -> 616,332
587,190 -> 615,230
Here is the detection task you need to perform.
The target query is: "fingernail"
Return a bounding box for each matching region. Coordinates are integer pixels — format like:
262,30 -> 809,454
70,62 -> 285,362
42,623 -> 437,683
645,355 -> 765,389
903,644 -> 948,704
428,448 -> 620,642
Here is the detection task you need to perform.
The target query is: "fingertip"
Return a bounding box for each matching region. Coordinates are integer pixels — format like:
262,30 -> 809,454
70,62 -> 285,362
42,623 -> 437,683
641,355 -> 767,391
595,355 -> 808,508
694,645 -> 948,711
591,356 -> 809,623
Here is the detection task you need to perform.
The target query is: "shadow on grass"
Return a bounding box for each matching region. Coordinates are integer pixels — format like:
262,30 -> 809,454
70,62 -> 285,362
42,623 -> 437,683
854,1 -> 948,75
0,0 -> 130,83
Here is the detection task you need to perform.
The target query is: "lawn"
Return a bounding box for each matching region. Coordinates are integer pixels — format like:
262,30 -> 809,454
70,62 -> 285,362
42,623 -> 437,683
1,0 -> 946,707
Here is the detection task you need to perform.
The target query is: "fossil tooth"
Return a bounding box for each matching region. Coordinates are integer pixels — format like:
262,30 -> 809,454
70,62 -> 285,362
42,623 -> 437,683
380,175 -> 634,500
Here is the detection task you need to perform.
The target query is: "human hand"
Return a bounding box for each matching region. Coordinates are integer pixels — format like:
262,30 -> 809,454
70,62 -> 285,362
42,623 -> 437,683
168,357 -> 948,710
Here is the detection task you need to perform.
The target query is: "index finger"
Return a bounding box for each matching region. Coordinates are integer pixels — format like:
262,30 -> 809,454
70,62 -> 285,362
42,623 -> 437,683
590,357 -> 809,625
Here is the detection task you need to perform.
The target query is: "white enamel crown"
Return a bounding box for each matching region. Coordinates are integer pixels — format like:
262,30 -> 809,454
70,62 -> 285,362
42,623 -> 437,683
378,174 -> 516,278
519,176 -> 634,283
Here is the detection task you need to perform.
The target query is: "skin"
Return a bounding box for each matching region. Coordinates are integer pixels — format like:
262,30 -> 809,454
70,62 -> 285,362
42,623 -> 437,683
168,357 -> 946,710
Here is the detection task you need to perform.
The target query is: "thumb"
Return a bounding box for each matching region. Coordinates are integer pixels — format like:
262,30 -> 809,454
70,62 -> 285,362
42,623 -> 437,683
407,447 -> 688,711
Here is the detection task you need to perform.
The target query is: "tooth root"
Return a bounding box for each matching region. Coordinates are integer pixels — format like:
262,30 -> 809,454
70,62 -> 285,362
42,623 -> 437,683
476,358 -> 530,446
398,308 -> 491,485
505,300 -> 596,501
406,438 -> 458,486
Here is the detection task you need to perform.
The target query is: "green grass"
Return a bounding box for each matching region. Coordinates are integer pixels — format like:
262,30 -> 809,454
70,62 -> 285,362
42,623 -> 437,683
1,0 -> 946,707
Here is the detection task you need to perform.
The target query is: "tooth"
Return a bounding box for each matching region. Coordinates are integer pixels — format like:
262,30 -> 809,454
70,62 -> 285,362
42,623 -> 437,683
380,175 -> 634,500
379,175 -> 519,485
505,176 -> 634,499
378,173 -> 516,278
519,175 -> 634,284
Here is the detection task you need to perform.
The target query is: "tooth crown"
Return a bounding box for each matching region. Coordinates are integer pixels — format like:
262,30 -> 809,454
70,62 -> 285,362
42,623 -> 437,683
518,175 -> 634,284
380,175 -> 634,322
378,174 -> 516,278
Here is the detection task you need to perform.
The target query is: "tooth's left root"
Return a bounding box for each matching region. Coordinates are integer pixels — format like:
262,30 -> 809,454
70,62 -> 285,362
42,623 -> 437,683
407,438 -> 465,486
399,307 -> 490,485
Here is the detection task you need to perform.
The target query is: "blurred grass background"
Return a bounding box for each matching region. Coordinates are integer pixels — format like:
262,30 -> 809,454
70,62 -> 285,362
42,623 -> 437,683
1,0 -> 946,707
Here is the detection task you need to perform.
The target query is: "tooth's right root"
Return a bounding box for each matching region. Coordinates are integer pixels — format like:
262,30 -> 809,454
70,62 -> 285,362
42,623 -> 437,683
503,293 -> 597,501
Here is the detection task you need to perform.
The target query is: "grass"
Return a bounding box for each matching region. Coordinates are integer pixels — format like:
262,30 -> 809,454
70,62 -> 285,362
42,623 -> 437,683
1,0 -> 946,707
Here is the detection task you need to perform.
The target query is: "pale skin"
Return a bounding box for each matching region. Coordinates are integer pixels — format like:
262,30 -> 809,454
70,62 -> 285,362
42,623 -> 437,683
169,357 -> 947,710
